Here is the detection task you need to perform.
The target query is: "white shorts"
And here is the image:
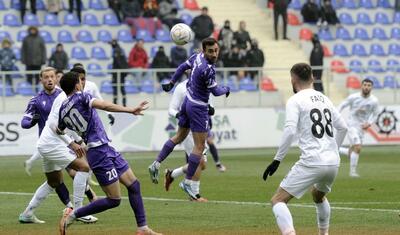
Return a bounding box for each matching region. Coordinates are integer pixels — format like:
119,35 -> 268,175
38,146 -> 76,173
181,132 -> 207,162
280,163 -> 339,199
347,126 -> 363,145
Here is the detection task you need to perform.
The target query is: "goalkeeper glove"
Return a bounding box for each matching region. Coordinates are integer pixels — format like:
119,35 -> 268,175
262,160 -> 280,181
161,82 -> 174,92
208,105 -> 215,116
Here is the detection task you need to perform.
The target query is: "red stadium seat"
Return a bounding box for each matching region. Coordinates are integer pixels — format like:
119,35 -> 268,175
322,45 -> 332,57
299,28 -> 313,40
346,76 -> 361,89
184,0 -> 200,10
288,13 -> 301,26
213,27 -> 220,39
261,77 -> 277,91
331,60 -> 349,73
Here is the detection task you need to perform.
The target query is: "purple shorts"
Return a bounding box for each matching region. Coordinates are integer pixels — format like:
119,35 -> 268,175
178,98 -> 209,133
87,144 -> 129,186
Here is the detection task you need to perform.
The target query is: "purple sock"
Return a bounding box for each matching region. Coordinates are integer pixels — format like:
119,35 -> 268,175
74,198 -> 120,218
127,180 -> 147,227
209,143 -> 220,164
55,183 -> 70,206
186,153 -> 201,180
156,139 -> 176,163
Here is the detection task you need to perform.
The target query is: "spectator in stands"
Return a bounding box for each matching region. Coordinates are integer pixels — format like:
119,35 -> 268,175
47,0 -> 62,15
233,21 -> 251,54
119,0 -> 142,20
245,39 -> 265,79
191,7 -> 214,49
269,0 -> 290,40
20,0 -> 37,23
158,0 -> 175,21
223,45 -> 245,75
128,40 -> 148,80
301,0 -> 320,24
320,0 -> 341,27
110,39 -> 128,106
0,39 -> 16,91
310,34 -> 324,93
108,0 -> 122,23
48,43 -> 69,71
143,0 -> 159,17
151,46 -> 171,82
69,0 -> 82,23
218,20 -> 234,58
21,26 -> 46,85
170,45 -> 187,81
162,8 -> 183,29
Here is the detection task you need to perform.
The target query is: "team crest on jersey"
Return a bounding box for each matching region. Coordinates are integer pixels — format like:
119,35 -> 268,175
375,108 -> 397,135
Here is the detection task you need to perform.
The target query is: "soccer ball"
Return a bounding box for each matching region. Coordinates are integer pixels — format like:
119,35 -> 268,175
170,23 -> 194,45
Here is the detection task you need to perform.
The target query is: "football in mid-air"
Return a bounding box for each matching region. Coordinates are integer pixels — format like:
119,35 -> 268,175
170,23 -> 194,45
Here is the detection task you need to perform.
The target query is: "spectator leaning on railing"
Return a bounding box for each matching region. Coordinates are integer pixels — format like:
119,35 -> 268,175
0,39 -> 16,91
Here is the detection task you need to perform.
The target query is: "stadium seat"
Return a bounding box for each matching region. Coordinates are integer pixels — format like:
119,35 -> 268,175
261,77 -> 277,91
137,29 -> 155,42
180,13 -> 193,25
117,29 -> 133,42
349,59 -> 364,73
383,75 -> 397,88
77,30 -> 94,43
150,46 -> 158,58
23,14 -> 40,26
36,0 -> 45,10
87,63 -> 105,76
343,0 -> 357,8
39,30 -> 54,43
100,80 -> 113,94
365,76 -> 383,89
387,59 -> 400,72
394,12 -> 400,24
370,44 -> 386,56
331,60 -> 349,73
375,12 -> 390,24
388,44 -> 400,56
184,0 -> 200,10
288,0 -> 302,9
12,47 -> 20,60
83,13 -> 100,26
239,77 -> 258,91
377,0 -> 392,8
91,46 -> 108,60
368,59 -> 385,72
97,30 -> 112,42
318,29 -> 334,41
58,30 -> 74,43
44,13 -> 61,26
390,28 -> 400,40
89,0 -> 107,10
336,27 -> 352,40
3,14 -> 21,27
299,28 -> 313,40
17,30 -> 28,42
11,64 -> 22,78
226,77 -> 239,92
322,45 -> 332,57
354,28 -> 370,40
0,0 -> 7,10
352,44 -> 368,57
71,46 -> 89,60
0,82 -> 14,96
17,82 -> 35,96
155,29 -> 171,42
346,76 -> 361,89
333,44 -> 350,56
141,79 -> 155,93
64,13 -> 80,26
359,0 -> 374,8
372,27 -> 388,40
124,80 -> 140,94
0,31 -> 11,41
11,0 -> 19,9
339,13 -> 354,25
287,13 -> 301,26
357,13 -> 373,25
103,13 -> 120,26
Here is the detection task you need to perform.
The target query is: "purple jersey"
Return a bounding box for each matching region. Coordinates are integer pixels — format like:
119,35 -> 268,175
58,92 -> 109,148
21,88 -> 62,136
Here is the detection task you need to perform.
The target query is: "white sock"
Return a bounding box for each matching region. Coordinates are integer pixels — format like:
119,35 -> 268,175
272,202 -> 295,235
153,161 -> 161,169
339,147 -> 349,156
171,167 -> 184,179
350,152 -> 359,174
23,182 -> 54,216
191,181 -> 200,195
184,178 -> 193,185
315,199 -> 330,233
73,172 -> 89,210
26,150 -> 42,165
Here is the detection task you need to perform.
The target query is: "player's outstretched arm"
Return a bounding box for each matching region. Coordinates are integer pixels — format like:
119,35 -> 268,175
210,84 -> 230,97
21,113 -> 40,129
92,99 -> 149,115
162,62 -> 192,92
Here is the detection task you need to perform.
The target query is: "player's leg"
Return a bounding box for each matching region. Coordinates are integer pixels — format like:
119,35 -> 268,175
65,167 -> 97,202
338,146 -> 350,156
190,158 -> 207,202
206,134 -> 226,172
271,188 -> 295,235
350,144 -> 361,177
67,158 -> 91,210
24,149 -> 42,176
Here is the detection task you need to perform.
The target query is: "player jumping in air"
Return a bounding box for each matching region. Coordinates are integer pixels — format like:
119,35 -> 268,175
263,63 -> 348,235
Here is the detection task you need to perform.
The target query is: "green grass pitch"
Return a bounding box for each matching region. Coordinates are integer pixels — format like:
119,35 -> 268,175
0,146 -> 399,235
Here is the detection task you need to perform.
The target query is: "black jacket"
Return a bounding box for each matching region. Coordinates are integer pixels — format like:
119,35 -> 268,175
190,14 -> 214,40
112,46 -> 129,69
49,51 -> 69,70
246,47 -> 265,67
301,2 -> 320,23
170,46 -> 187,68
321,4 -> 340,24
310,43 -> 324,66
233,30 -> 251,50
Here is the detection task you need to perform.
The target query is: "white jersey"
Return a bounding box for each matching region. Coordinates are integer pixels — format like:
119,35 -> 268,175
274,89 -> 347,166
169,80 -> 188,117
338,93 -> 379,128
84,80 -> 103,100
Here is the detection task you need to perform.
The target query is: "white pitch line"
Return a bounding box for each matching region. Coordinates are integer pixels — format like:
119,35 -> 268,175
0,191 -> 399,213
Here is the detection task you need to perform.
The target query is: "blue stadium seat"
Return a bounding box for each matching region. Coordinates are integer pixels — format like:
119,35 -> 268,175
365,76 -> 383,89
136,29 -> 155,42
58,30 -> 74,43
239,77 -> 257,91
226,76 -> 239,92
375,12 -> 390,24
383,75 -> 397,88
17,30 -> 28,42
39,30 -> 54,43
71,46 -> 89,60
352,44 -> 368,56
83,13 -> 100,26
117,29 -> 133,42
17,82 -> 35,96
318,29 -> 334,41
288,0 -> 302,9
87,63 -> 105,76
394,12 -> 400,24
336,27 -> 352,40
357,13 -> 373,25
387,59 -> 400,72
97,30 -> 112,42
180,13 -> 193,25
150,46 -> 158,58
64,13 -> 80,26
388,44 -> 400,56
368,59 -> 385,72
155,29 -> 171,42
103,13 -> 120,26
100,80 -> 113,94
390,28 -> 400,40
3,14 -> 21,27
339,13 -> 354,25
372,27 -> 388,40
77,30 -> 94,43
89,0 -> 107,10
0,82 -> 14,96
141,79 -> 155,93
23,14 -> 40,26
349,59 -> 364,73
11,0 -> 19,9
0,31 -> 11,41
125,80 -> 140,94
12,47 -> 20,60
354,28 -> 370,40
333,44 -> 350,56
44,13 -> 61,26
11,64 -> 23,78
0,0 -> 7,10
36,0 -> 45,10
370,43 -> 387,56
359,0 -> 374,8
343,0 -> 357,8
377,0 -> 392,8
91,46 -> 108,60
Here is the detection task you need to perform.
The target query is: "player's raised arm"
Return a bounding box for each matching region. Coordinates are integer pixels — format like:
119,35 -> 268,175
168,82 -> 186,118
91,99 -> 149,116
337,95 -> 352,112
162,55 -> 195,92
21,98 -> 40,129
207,70 -> 230,97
